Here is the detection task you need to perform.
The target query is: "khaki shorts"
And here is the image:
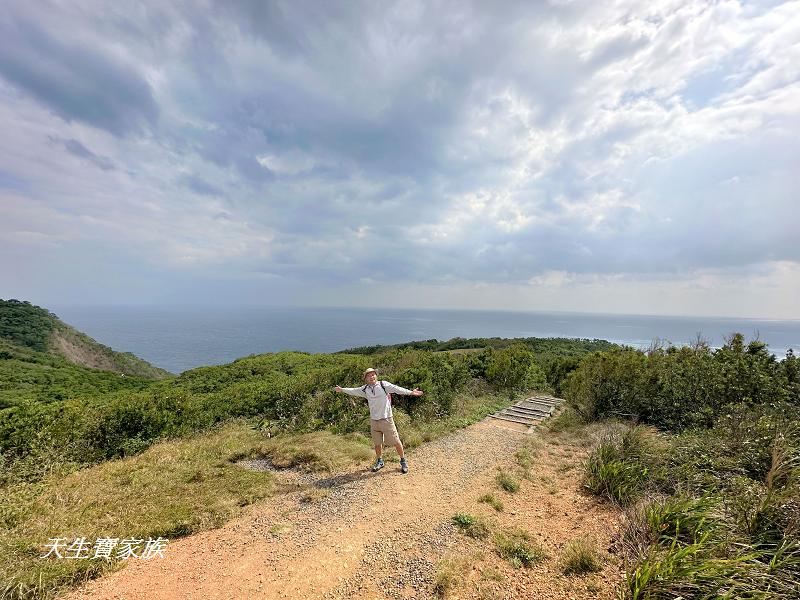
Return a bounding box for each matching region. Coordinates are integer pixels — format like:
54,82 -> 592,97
371,417 -> 400,447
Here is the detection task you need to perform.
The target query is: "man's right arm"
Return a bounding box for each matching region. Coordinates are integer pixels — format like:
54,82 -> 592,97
335,386 -> 368,398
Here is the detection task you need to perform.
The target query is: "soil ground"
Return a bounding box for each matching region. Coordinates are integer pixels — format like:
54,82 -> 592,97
65,418 -> 623,599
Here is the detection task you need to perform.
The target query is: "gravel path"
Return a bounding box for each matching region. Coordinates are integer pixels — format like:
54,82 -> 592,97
65,418 -> 622,599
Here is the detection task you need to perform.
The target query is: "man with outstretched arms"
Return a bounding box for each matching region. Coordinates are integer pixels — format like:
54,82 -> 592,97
334,368 -> 423,474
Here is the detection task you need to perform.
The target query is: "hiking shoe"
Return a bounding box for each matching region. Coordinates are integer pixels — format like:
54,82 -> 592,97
400,457 -> 409,474
371,458 -> 385,472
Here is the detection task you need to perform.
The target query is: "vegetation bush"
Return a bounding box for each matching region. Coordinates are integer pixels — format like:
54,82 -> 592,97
561,538 -> 603,575
0,300 -> 55,352
451,513 -> 490,539
577,358 -> 800,597
493,527 -> 546,568
584,426 -> 661,506
566,334 -> 798,431
495,469 -> 520,493
477,493 -> 503,512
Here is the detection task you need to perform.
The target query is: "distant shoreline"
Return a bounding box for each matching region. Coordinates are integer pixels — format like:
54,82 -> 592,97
50,305 -> 800,374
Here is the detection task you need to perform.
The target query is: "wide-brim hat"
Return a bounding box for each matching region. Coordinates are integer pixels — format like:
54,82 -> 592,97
363,368 -> 378,378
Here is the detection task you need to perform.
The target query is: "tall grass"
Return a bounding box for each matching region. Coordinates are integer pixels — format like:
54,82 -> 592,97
590,421 -> 800,599
584,426 -> 657,506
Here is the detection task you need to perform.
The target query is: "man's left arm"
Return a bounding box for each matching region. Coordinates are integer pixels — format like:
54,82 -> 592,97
384,382 -> 424,396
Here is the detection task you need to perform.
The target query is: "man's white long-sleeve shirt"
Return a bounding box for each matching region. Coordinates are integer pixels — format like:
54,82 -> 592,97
339,380 -> 414,420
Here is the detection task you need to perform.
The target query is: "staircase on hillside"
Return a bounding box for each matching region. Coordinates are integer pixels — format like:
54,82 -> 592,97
488,395 -> 564,429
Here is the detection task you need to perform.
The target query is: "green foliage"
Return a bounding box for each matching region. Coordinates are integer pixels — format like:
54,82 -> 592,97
0,300 -> 55,352
561,538 -> 603,575
495,469 -> 520,493
0,339 -> 154,410
565,348 -> 648,422
624,538 -> 753,600
584,426 -> 658,506
485,344 -> 548,392
386,350 -> 470,418
451,513 -> 490,539
342,335 -> 611,398
477,493 -> 504,512
566,334 -> 796,431
493,528 -> 547,568
645,496 -> 722,546
340,336 -> 615,356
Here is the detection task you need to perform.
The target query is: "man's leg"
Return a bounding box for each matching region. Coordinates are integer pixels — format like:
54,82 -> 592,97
374,444 -> 383,458
394,441 -> 404,459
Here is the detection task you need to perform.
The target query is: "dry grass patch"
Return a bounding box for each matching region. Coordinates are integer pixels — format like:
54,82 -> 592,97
494,527 -> 547,568
495,469 -> 520,493
433,556 -> 470,597
452,513 -> 491,539
257,430 -> 373,472
561,537 -> 603,575
478,493 -> 504,512
1,421 -> 275,600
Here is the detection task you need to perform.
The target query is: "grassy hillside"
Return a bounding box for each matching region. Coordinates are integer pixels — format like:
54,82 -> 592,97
0,301 -> 618,599
0,299 -> 171,379
558,335 -> 800,598
0,334 -> 607,467
1,333 -> 591,598
0,338 -> 154,410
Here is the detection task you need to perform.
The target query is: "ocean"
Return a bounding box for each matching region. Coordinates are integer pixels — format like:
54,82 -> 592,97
52,306 -> 800,375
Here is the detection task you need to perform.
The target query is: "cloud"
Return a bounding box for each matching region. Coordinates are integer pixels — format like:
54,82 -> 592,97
0,8 -> 158,136
0,0 -> 798,317
49,137 -> 115,171
180,174 -> 221,197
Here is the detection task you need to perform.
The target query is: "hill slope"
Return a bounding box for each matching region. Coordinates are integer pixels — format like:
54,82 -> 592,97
0,299 -> 171,379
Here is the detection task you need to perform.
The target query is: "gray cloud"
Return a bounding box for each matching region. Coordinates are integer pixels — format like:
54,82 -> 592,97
1,0 -> 798,316
181,174 -> 222,196
0,11 -> 158,136
49,136 -> 115,171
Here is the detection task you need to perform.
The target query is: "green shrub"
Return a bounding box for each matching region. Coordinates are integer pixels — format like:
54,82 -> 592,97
451,513 -> 490,539
625,538 -> 751,600
561,538 -> 602,575
485,344 -> 548,392
478,493 -> 503,512
565,334 -> 795,432
495,469 -> 520,493
584,427 -> 656,506
494,528 -> 546,568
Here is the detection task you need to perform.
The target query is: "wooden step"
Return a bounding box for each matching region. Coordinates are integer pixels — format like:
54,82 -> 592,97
505,402 -> 551,414
487,395 -> 565,430
501,407 -> 550,420
525,396 -> 561,406
489,414 -> 543,426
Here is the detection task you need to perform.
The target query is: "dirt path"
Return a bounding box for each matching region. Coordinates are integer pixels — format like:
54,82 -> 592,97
65,419 -> 622,599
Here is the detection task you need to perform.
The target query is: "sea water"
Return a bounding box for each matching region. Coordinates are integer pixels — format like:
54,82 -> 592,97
52,305 -> 800,374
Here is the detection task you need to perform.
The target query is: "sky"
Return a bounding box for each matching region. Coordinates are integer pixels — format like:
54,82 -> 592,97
1,0 -> 798,319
